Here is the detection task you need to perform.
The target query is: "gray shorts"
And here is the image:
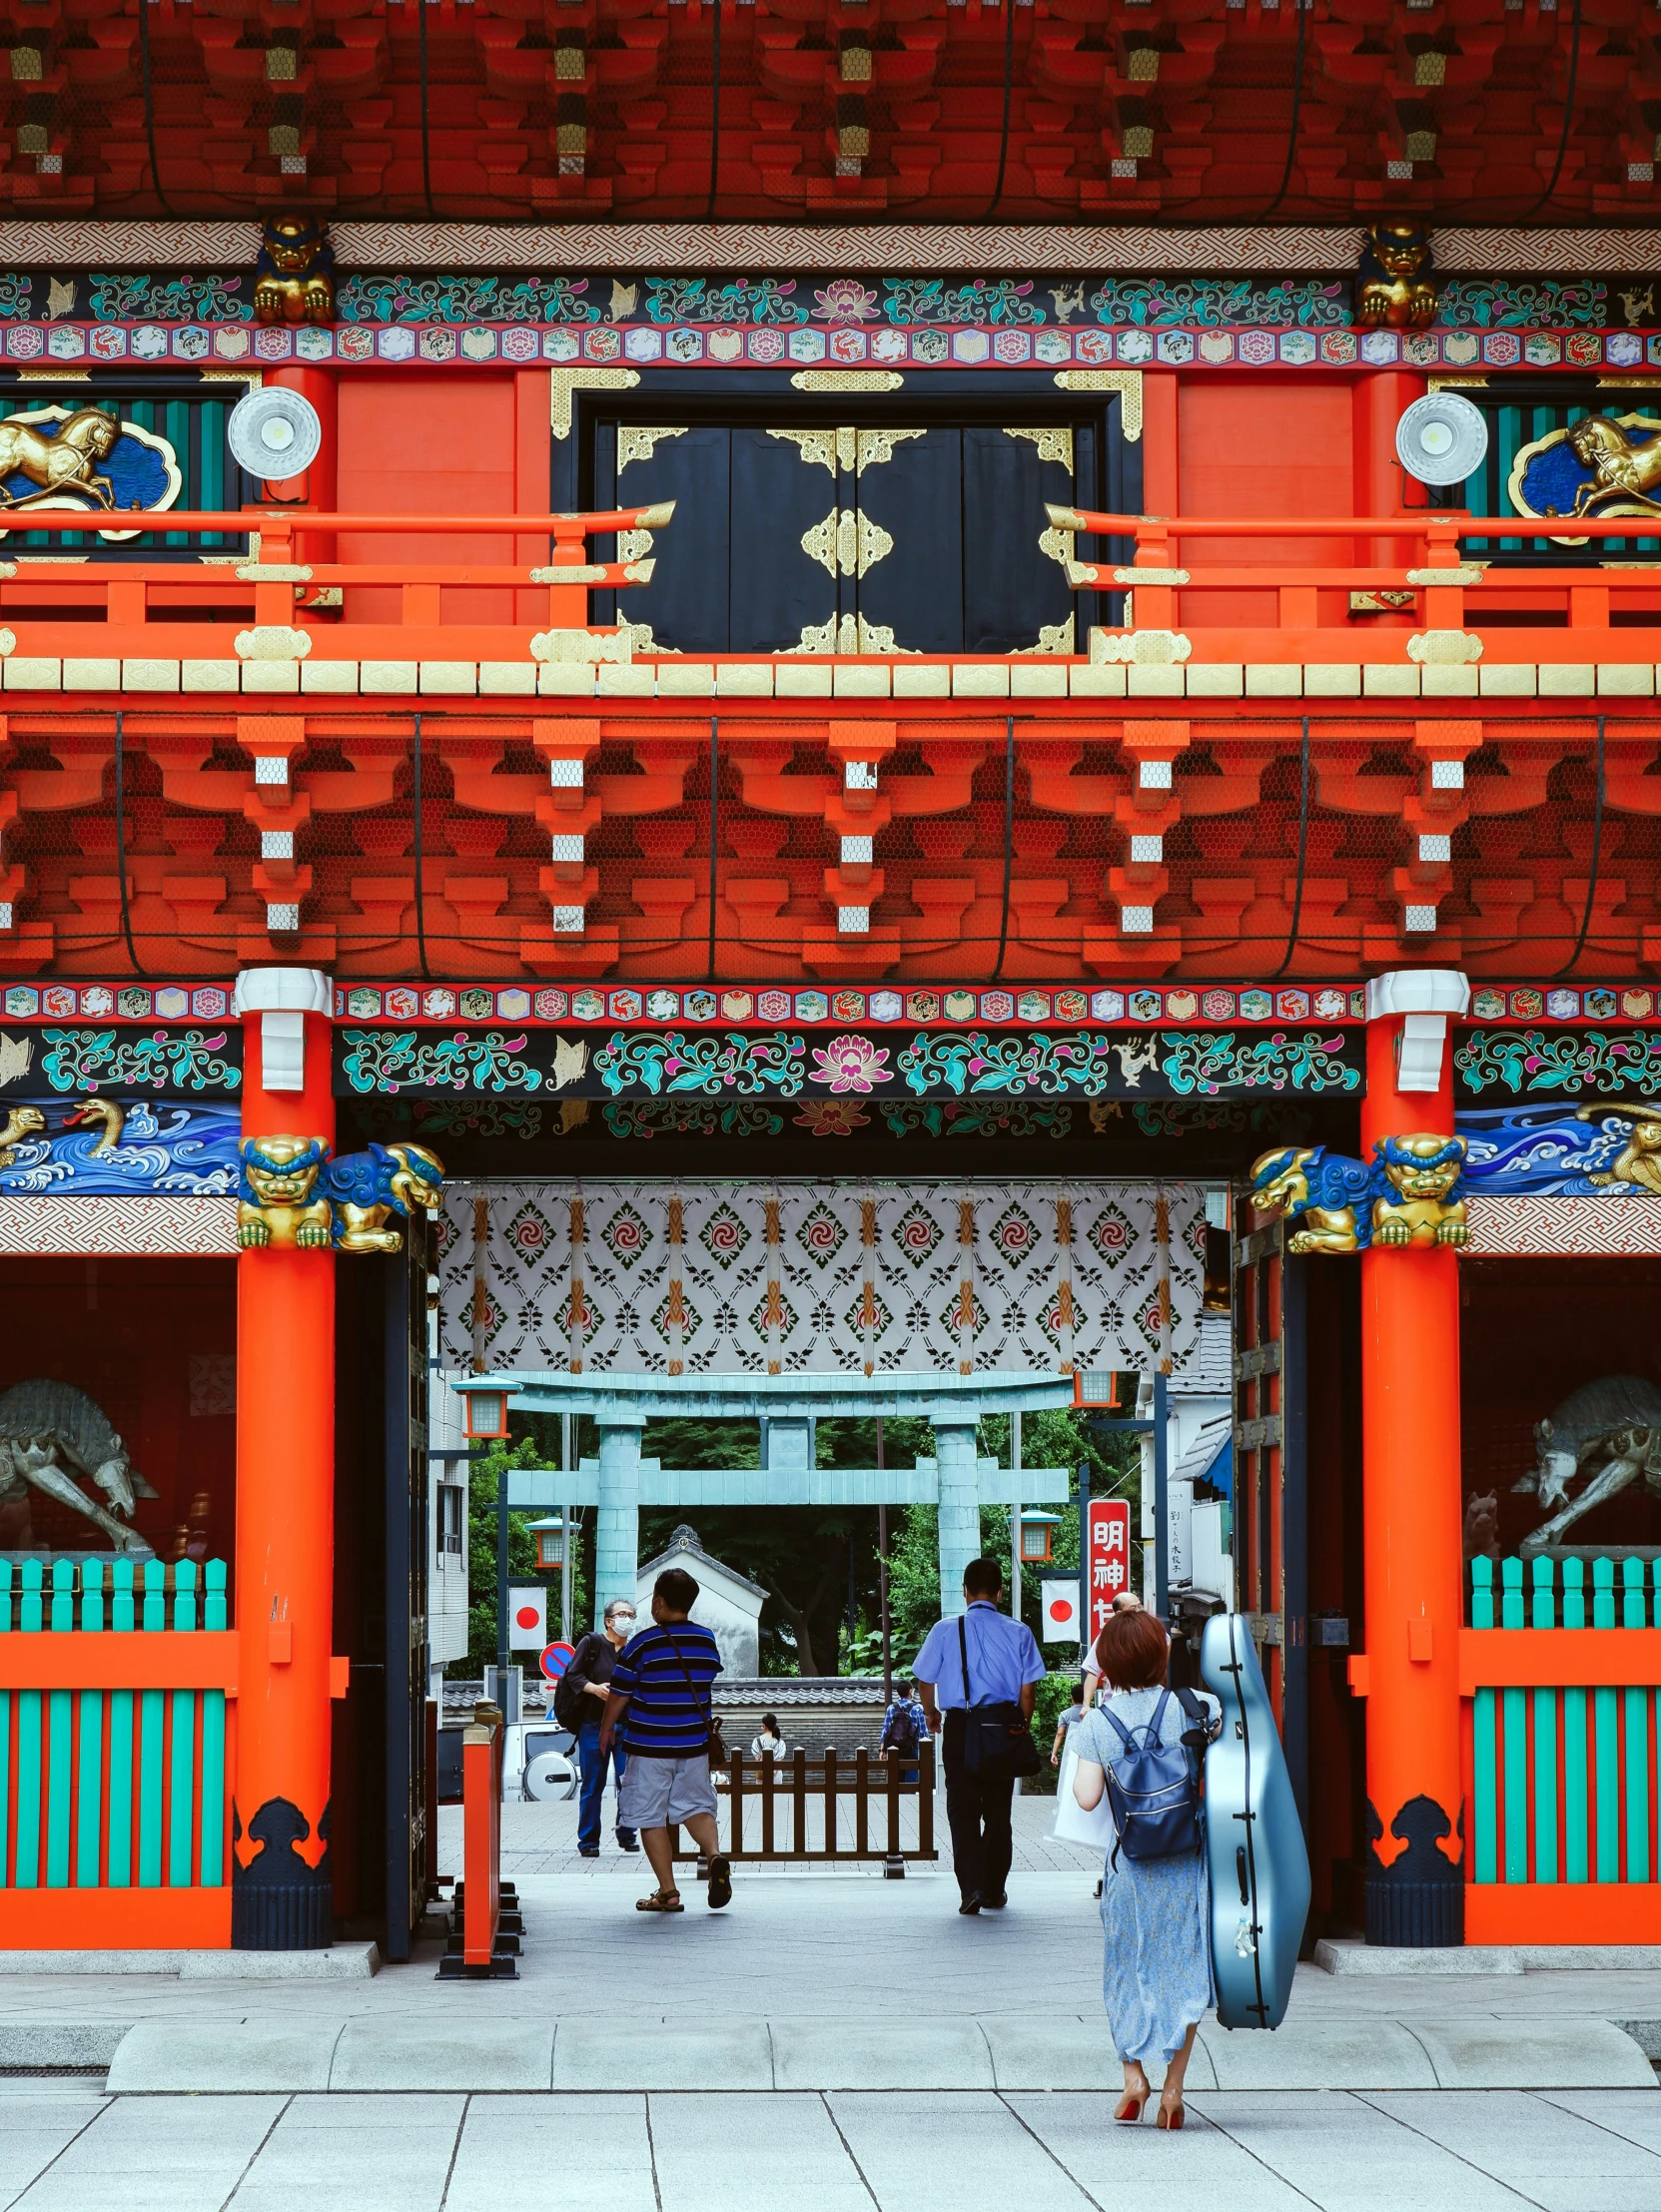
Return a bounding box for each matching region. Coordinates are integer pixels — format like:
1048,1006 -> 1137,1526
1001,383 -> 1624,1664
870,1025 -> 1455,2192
617,1752 -> 718,1830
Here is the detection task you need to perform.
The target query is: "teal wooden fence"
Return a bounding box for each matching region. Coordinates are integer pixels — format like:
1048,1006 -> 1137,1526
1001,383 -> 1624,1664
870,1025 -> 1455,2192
1468,1556 -> 1661,1891
0,1559 -> 231,1895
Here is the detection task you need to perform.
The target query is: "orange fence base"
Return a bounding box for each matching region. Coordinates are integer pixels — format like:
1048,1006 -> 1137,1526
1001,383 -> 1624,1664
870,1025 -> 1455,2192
1465,1883 -> 1661,1946
0,1886 -> 231,1949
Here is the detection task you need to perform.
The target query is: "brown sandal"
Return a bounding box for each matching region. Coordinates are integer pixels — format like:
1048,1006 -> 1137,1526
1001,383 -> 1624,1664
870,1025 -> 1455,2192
635,1889 -> 684,1912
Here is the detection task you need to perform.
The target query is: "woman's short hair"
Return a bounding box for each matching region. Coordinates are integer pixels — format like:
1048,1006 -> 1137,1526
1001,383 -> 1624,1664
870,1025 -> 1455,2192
1092,1606 -> 1170,1691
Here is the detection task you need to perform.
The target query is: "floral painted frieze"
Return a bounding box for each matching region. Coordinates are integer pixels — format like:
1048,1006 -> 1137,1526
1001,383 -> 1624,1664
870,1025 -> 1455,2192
1454,1028 -> 1661,1102
0,1026 -> 242,1098
334,1025 -> 1364,1102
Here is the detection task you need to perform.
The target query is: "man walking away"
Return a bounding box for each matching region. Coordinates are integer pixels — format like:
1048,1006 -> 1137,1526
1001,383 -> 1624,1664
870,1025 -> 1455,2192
913,1557 -> 1046,1915
600,1567 -> 730,1913
880,1679 -> 927,1785
560,1598 -> 639,1856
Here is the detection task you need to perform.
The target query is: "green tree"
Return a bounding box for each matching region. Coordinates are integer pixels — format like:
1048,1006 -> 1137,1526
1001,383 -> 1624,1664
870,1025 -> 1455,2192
448,1435 -> 587,1680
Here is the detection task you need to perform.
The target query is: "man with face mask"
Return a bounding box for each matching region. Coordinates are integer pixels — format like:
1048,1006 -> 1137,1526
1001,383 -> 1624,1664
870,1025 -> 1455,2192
561,1597 -> 640,1856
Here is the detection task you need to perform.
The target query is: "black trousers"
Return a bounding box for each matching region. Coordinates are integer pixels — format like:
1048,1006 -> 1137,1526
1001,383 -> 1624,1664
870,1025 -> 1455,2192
942,1710 -> 1015,1904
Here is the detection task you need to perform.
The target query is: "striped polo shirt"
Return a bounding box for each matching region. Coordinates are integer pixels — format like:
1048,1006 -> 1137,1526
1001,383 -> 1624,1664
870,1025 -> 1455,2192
609,1620 -> 722,1759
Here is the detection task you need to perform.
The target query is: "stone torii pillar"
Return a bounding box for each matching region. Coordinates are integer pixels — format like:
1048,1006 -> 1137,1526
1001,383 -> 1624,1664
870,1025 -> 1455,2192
932,1418 -> 983,1617
1358,967 -> 1470,1946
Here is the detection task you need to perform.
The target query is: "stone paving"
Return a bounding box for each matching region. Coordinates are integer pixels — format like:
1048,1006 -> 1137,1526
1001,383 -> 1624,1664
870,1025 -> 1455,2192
5,2078 -> 1661,2212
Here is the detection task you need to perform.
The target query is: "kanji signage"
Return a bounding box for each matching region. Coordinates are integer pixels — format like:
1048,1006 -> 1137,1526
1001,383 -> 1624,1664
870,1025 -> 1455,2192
1086,1499 -> 1133,1640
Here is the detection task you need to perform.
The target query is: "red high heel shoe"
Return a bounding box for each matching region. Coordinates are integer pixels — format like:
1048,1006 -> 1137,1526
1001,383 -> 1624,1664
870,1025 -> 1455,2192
1115,2088 -> 1149,2124
1157,2092 -> 1186,2132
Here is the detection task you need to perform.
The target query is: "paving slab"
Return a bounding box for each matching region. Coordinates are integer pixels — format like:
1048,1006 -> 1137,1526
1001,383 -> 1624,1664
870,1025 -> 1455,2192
442,2096 -> 657,2212
650,2090 -> 873,2212
1359,2088 -> 1661,2187
771,2016 -> 993,2089
827,2090 -> 1099,2212
1409,2015 -> 1657,2089
1198,2014 -> 1438,2090
327,2019 -> 553,2090
1315,1938 -> 1661,1976
979,2013 -> 1219,2091
105,2019 -> 339,2093
0,1946 -> 378,1980
549,2022 -> 774,2091
1007,2090 -> 1318,2208
1192,2091 -> 1540,2212
0,2025 -> 126,2068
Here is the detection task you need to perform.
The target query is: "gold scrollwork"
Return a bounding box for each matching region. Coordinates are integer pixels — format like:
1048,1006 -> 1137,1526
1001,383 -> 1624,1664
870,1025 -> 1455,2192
1004,426 -> 1075,469
769,428 -> 840,474
1012,614 -> 1077,656
550,367 -> 641,440
800,506 -> 896,579
617,425 -> 689,472
1051,369 -> 1143,442
789,369 -> 905,393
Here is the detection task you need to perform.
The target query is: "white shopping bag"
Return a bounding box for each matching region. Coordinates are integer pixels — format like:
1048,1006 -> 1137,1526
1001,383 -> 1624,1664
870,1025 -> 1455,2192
1049,1735 -> 1117,1850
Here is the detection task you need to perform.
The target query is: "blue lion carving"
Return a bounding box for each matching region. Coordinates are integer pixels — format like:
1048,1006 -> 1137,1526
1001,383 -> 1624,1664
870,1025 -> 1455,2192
1249,1135 -> 1468,1255
1248,1145 -> 1376,1252
321,1140 -> 445,1253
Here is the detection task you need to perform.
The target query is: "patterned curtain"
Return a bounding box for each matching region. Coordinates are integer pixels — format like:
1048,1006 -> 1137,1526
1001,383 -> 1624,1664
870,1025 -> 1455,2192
438,1179 -> 1205,1378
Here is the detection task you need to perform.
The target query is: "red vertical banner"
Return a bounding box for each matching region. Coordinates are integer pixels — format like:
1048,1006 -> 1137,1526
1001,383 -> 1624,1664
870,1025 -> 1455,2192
1086,1500 -> 1133,1643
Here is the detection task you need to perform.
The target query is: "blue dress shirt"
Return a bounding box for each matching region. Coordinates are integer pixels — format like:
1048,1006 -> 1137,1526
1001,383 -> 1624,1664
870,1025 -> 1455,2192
913,1600 -> 1047,1708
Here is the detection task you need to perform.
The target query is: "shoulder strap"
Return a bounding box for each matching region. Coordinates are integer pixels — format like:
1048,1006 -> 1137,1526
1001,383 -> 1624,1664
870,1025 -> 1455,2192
1099,1703 -> 1137,1751
1150,1687 -> 1173,1737
957,1613 -> 974,1707
663,1628 -> 714,1723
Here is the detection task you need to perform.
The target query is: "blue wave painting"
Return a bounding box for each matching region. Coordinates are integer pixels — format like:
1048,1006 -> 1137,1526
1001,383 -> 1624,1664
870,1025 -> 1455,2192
0,1100 -> 239,1195
1457,1105 -> 1634,1195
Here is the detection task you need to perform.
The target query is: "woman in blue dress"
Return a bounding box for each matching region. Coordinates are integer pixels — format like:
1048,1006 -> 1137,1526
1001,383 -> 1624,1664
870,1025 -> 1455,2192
1071,1605 -> 1217,2130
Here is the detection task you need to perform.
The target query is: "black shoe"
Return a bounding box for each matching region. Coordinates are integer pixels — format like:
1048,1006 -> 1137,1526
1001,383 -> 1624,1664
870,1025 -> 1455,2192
616,1831 -> 640,1852
982,1893 -> 1008,1909
577,1846 -> 599,1858
958,1892 -> 983,1915
707,1854 -> 732,1909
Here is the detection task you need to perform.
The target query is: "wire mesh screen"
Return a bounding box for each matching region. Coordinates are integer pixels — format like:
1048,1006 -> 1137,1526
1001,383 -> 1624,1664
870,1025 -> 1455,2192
3,711 -> 1653,983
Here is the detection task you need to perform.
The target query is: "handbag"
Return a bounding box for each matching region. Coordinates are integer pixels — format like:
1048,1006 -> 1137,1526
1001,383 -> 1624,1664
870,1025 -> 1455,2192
1050,1734 -> 1118,1849
957,1615 -> 1044,1780
665,1629 -> 728,1767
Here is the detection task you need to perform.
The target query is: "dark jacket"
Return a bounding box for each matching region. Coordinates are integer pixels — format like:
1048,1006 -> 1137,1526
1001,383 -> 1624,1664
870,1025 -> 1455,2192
562,1630 -> 620,1720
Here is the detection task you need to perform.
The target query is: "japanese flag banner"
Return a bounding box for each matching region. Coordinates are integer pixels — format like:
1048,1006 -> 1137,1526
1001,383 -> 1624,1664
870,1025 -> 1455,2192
1086,1499 -> 1133,1641
507,1584 -> 548,1651
1040,1579 -> 1083,1647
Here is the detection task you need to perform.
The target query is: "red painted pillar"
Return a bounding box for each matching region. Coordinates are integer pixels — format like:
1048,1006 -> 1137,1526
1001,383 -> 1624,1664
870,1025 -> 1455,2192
1352,368 -> 1427,587
1358,967 -> 1470,1945
265,365 -> 337,568
230,967 -> 337,1948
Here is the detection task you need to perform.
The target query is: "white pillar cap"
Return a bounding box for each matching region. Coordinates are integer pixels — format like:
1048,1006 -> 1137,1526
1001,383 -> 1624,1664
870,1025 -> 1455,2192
232,967 -> 333,1017
1364,969 -> 1469,1021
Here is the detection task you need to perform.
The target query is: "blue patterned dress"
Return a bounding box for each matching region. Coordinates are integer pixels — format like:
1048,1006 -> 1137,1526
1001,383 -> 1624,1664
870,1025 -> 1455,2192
1076,1690 -> 1217,2068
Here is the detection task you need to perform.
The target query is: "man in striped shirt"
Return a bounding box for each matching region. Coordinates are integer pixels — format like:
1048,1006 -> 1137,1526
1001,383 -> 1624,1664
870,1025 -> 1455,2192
600,1566 -> 731,1912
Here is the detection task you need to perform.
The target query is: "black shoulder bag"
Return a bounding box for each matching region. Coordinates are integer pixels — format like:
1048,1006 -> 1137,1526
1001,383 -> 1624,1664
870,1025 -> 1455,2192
957,1615 -> 1043,1780
664,1629 -> 728,1768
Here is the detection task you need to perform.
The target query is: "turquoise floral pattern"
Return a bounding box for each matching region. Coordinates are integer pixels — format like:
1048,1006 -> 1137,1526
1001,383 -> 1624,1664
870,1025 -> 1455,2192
593,1031 -> 806,1098
1454,1027 -> 1661,1099
37,1027 -> 240,1095
337,1029 -> 542,1094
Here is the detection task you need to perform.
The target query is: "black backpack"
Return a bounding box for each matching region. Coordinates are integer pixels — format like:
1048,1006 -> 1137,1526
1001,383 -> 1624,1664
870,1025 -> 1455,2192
553,1634 -> 600,1730
883,1702 -> 921,1756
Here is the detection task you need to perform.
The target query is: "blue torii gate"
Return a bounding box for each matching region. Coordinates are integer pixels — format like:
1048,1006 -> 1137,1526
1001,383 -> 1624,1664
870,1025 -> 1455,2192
452,1372 -> 1075,1626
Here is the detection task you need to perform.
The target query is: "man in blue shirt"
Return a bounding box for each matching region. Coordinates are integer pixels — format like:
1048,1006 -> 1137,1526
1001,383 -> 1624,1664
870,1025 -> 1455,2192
913,1556 -> 1047,1914
600,1566 -> 730,1913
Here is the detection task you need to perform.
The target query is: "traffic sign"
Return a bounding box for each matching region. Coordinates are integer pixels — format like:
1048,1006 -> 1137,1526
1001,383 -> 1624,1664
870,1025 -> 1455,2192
538,1640 -> 575,1683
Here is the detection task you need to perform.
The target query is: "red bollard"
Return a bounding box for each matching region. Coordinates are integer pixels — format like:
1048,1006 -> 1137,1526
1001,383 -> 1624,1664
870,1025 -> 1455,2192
437,1709 -> 521,1979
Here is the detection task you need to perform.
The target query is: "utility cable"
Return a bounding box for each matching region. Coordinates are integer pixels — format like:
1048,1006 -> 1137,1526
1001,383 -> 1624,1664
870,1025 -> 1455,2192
138,0 -> 177,219
413,713 -> 431,982
988,715 -> 1015,981
1270,717 -> 1310,980
113,712 -> 147,977
418,0 -> 437,218
705,0 -> 723,221
1260,0 -> 1307,219
983,0 -> 1017,219
1553,714 -> 1604,978
1523,0 -> 1583,218
707,717 -> 720,983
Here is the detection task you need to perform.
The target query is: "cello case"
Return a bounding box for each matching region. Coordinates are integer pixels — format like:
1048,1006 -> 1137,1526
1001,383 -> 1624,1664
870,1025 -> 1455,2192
1200,1611 -> 1310,2030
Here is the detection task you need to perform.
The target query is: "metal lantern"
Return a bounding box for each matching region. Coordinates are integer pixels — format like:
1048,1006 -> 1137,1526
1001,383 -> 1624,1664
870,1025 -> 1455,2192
527,1517 -> 565,1570
1018,1509 -> 1062,1564
462,1386 -> 508,1440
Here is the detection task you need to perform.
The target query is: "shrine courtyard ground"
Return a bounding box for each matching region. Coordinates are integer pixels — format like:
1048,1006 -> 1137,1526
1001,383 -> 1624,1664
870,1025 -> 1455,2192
1,1800 -> 1659,2211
